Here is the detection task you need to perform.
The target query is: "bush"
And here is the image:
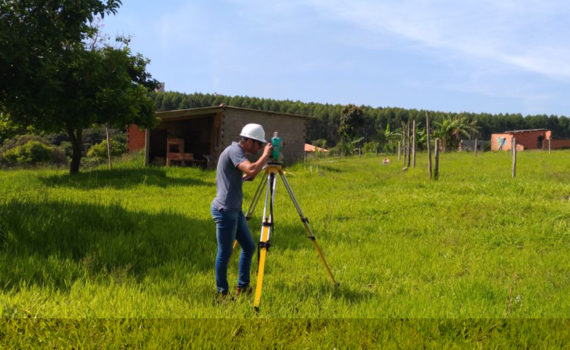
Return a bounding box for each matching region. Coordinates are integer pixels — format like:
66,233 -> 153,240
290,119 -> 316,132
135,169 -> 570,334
87,139 -> 127,159
311,139 -> 327,148
363,141 -> 380,154
1,140 -> 54,164
329,140 -> 354,156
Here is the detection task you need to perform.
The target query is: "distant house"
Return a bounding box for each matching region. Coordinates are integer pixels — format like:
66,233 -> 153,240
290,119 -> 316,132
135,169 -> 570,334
304,143 -> 328,153
491,129 -> 570,151
127,105 -> 311,167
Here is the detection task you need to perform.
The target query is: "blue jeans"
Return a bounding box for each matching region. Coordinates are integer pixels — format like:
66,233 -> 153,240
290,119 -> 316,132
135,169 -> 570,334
211,205 -> 256,293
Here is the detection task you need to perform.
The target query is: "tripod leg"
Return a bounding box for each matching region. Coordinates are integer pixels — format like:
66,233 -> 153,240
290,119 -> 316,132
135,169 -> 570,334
278,171 -> 339,286
232,170 -> 267,254
245,174 -> 266,220
254,171 -> 276,311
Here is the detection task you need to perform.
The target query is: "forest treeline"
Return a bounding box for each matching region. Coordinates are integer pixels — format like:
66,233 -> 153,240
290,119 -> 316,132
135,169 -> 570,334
153,91 -> 570,147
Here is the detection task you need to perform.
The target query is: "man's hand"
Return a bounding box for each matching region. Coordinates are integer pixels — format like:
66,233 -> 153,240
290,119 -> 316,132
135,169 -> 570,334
262,142 -> 272,157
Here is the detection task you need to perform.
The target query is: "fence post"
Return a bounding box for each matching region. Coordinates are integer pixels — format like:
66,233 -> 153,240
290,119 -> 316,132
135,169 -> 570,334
412,120 -> 416,168
106,126 -> 112,170
426,112 -> 432,178
144,129 -> 150,166
548,139 -> 551,154
406,120 -> 411,168
398,141 -> 401,161
434,138 -> 440,180
474,138 -> 478,157
512,138 -> 516,178
401,123 -> 406,165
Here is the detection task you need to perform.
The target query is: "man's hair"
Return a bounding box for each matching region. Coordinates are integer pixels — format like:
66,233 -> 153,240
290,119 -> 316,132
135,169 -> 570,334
241,136 -> 259,144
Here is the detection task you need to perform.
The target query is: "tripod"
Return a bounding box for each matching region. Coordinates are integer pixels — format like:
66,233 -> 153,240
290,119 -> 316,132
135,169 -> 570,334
241,162 -> 338,311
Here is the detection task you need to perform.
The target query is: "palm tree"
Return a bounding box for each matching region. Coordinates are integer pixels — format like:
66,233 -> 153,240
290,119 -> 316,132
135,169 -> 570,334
383,123 -> 401,153
434,115 -> 479,151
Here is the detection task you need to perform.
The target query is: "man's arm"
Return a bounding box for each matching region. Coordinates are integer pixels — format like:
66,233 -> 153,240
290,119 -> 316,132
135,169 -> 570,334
238,143 -> 272,179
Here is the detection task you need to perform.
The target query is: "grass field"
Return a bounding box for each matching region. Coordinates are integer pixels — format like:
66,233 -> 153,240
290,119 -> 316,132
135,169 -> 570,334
1,150 -> 569,347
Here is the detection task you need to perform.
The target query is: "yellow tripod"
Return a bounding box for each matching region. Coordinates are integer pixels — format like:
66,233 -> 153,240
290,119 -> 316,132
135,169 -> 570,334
242,162 -> 338,311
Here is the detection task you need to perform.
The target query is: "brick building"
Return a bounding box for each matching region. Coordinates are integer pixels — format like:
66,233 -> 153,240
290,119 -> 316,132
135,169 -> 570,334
491,129 -> 570,151
127,105 -> 310,167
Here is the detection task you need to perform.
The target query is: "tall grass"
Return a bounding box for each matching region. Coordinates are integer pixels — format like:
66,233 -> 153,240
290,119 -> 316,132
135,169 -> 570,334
1,150 -> 568,346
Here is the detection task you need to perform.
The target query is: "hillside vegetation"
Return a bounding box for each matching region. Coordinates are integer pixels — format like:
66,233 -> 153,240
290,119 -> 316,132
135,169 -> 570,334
0,151 -> 568,347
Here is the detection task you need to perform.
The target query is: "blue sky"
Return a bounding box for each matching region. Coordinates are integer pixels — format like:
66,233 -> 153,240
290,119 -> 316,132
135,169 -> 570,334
100,0 -> 570,116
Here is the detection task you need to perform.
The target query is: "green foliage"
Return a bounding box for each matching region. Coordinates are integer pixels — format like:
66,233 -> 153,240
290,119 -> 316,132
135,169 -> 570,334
0,1 -> 157,174
1,141 -> 54,164
151,92 -> 570,151
0,134 -> 67,167
87,139 -> 127,159
338,104 -> 364,141
311,139 -> 327,148
328,139 -> 354,156
0,113 -> 34,146
362,141 -> 380,154
434,115 -> 479,151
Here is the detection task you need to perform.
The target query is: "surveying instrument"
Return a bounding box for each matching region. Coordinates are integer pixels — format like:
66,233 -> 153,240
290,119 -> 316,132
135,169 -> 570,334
239,132 -> 338,311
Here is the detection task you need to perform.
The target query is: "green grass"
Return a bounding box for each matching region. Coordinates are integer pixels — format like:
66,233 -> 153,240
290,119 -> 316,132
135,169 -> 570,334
1,150 -> 569,347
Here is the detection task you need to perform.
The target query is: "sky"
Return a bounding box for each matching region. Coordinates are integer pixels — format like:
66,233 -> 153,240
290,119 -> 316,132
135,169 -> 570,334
100,0 -> 570,116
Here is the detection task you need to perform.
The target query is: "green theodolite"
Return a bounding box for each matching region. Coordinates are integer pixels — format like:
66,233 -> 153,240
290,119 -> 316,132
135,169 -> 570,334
270,131 -> 283,162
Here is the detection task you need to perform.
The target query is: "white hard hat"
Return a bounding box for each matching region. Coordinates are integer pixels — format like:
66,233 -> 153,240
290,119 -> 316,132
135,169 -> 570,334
240,123 -> 267,144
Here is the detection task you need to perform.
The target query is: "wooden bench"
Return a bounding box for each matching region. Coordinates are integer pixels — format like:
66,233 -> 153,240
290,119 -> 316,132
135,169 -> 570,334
166,138 -> 194,166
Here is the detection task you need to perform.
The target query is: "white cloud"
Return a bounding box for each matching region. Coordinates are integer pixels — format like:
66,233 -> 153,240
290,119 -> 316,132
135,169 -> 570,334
303,0 -> 570,80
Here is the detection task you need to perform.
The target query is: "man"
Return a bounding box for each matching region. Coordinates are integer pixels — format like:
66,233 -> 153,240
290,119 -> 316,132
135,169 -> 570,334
211,123 -> 272,298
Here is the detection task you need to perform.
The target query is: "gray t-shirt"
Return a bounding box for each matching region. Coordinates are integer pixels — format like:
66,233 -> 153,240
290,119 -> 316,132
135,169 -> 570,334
212,142 -> 248,210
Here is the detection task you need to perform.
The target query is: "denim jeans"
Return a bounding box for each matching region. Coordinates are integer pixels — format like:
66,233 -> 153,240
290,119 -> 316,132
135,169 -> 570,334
211,205 -> 256,293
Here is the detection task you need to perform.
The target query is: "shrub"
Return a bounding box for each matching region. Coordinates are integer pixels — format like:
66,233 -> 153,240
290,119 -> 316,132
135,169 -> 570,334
329,140 -> 354,156
87,139 -> 127,159
363,141 -> 380,154
311,139 -> 327,148
1,140 -> 54,164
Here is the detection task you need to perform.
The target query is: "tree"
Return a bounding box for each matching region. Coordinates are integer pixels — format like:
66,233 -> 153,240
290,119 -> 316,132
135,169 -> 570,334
434,115 -> 479,151
383,123 -> 401,153
338,104 -> 364,142
0,1 -> 158,174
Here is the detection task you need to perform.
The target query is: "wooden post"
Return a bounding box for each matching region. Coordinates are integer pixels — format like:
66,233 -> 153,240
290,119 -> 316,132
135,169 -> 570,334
474,138 -> 478,157
548,139 -> 551,154
412,120 -> 416,168
512,137 -> 516,178
426,112 -> 432,178
105,127 -> 112,170
406,120 -> 411,168
144,129 -> 150,166
434,138 -> 439,180
398,141 -> 401,161
402,123 -> 406,165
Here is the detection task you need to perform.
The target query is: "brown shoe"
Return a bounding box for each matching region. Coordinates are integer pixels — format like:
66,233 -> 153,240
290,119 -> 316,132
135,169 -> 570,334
235,286 -> 253,297
217,291 -> 233,303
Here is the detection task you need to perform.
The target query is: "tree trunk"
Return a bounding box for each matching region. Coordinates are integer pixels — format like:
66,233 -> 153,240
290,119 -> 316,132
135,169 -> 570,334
66,126 -> 83,175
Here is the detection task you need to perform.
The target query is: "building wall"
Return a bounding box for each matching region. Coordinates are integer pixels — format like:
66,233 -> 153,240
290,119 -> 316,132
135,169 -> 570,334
220,109 -> 306,165
491,133 -> 513,151
127,124 -> 146,152
550,139 -> 570,149
491,130 -> 550,151
511,131 -> 548,150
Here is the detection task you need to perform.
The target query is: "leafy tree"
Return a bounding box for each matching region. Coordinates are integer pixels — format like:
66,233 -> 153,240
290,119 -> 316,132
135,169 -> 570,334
87,139 -> 126,159
434,115 -> 479,151
0,112 -> 34,145
383,123 -> 401,153
339,104 -> 364,141
0,1 -> 158,174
